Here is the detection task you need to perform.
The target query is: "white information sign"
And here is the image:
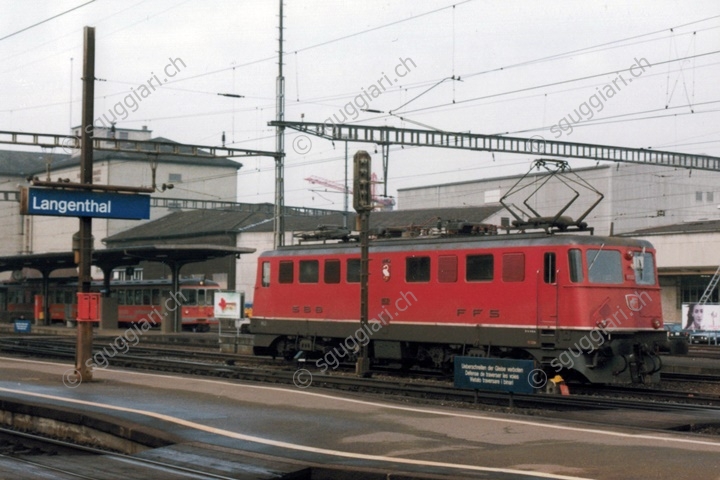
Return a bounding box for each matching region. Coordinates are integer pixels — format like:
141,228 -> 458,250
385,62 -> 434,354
214,291 -> 243,320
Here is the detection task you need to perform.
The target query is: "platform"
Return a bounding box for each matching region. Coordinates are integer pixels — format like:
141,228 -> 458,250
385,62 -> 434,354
2,356 -> 720,479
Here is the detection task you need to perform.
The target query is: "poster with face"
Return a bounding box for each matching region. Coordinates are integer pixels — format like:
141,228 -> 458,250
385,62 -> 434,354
682,303 -> 720,330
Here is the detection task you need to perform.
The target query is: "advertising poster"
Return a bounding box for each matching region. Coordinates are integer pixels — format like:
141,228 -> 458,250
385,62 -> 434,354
682,303 -> 720,330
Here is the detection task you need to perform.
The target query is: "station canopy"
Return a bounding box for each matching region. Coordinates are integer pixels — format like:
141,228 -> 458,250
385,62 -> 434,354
0,244 -> 255,275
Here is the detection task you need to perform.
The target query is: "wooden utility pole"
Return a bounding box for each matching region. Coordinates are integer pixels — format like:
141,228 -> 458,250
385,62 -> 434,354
76,26 -> 95,382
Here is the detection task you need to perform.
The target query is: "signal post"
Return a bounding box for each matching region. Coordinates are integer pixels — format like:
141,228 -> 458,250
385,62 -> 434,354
353,151 -> 372,376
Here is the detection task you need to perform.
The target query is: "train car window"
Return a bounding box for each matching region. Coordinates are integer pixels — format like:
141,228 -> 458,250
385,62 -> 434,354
117,289 -> 125,305
181,289 -> 197,305
406,257 -> 431,282
324,259 -> 341,284
279,261 -> 294,284
502,253 -> 525,282
198,289 -> 206,306
634,252 -> 656,285
151,289 -> 161,305
125,289 -> 134,305
205,289 -> 214,306
466,255 -> 494,281
262,262 -> 271,287
544,252 -> 557,284
299,260 -> 319,283
142,290 -> 152,305
347,259 -> 361,283
438,255 -> 458,283
568,249 -> 584,282
135,289 -> 143,305
586,249 -> 623,284
65,290 -> 75,304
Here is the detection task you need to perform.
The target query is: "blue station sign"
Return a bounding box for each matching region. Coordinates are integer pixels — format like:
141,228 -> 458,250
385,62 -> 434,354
454,356 -> 535,394
21,187 -> 150,220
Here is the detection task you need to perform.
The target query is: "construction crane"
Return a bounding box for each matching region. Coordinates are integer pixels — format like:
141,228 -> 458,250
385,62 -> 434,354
305,174 -> 395,210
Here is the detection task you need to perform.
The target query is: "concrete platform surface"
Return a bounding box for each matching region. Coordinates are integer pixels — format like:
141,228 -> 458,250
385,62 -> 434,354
1,356 -> 720,480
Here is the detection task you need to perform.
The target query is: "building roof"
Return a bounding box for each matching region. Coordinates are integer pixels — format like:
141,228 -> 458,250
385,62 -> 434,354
0,137 -> 242,178
0,151 -> 70,177
397,165 -> 610,191
621,219 -> 720,236
104,204 -> 505,244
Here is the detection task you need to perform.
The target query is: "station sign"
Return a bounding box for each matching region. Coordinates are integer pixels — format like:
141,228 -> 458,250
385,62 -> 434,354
454,356 -> 535,394
20,187 -> 150,220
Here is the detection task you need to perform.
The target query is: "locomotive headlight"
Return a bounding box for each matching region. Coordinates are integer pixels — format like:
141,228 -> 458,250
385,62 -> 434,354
596,319 -> 608,329
651,319 -> 662,329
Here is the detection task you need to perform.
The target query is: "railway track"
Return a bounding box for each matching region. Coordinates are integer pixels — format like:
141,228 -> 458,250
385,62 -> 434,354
3,336 -> 720,415
0,427 -> 244,479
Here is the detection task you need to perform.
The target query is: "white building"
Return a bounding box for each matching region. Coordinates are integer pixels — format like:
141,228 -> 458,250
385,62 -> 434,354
0,127 -> 241,258
398,163 -> 720,236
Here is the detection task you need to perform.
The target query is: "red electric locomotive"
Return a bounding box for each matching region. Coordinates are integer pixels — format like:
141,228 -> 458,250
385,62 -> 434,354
250,231 -> 666,384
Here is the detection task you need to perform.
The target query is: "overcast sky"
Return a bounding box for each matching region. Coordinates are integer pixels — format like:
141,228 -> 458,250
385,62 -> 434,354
1,0 -> 719,210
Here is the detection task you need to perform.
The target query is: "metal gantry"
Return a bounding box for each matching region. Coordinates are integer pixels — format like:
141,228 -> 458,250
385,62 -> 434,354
0,130 -> 278,158
270,121 -> 720,172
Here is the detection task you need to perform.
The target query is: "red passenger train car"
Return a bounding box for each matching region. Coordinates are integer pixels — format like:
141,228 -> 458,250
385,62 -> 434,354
250,232 -> 666,384
2,278 -> 219,331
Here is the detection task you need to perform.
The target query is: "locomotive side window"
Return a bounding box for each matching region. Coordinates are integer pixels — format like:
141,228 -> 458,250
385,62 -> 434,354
502,253 -> 525,282
438,255 -> 458,283
198,289 -> 206,306
299,260 -> 319,283
466,254 -> 494,281
117,289 -> 126,305
586,249 -> 623,284
324,259 -> 341,284
406,256 -> 431,282
568,249 -> 584,282
347,259 -> 361,283
544,252 -> 557,284
261,262 -> 271,287
634,252 -> 656,285
279,261 -> 294,284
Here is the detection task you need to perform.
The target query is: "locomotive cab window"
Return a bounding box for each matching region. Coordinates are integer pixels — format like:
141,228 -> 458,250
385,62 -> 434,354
299,260 -> 319,283
279,261 -> 294,284
544,252 -> 557,284
324,259 -> 341,284
586,249 -> 623,284
261,262 -> 271,287
502,253 -> 525,282
466,254 -> 494,281
634,252 -> 656,285
406,256 -> 431,282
